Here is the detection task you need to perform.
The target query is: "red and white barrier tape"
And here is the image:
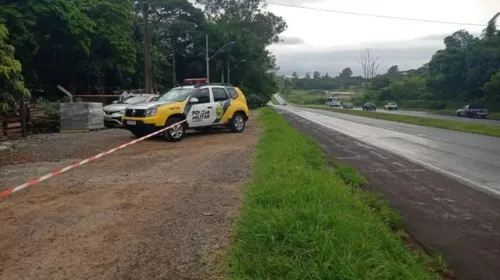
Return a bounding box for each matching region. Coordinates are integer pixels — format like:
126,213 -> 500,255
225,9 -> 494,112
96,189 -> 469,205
0,120 -> 187,200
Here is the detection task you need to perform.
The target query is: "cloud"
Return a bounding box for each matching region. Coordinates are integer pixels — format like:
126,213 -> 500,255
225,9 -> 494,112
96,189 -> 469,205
274,46 -> 439,76
276,36 -> 305,45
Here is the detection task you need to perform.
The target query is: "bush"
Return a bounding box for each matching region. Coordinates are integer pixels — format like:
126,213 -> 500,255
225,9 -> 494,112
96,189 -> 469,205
246,94 -> 265,109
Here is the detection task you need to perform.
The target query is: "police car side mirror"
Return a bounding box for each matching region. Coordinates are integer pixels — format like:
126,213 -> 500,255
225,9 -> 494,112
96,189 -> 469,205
189,97 -> 199,104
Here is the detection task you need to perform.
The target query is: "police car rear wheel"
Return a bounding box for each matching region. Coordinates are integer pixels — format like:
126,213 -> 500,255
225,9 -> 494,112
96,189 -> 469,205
229,113 -> 245,133
164,117 -> 185,142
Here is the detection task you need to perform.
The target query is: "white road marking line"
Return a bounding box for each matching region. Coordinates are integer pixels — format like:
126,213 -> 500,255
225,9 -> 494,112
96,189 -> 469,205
370,151 -> 389,159
416,133 -> 450,142
393,162 -> 406,168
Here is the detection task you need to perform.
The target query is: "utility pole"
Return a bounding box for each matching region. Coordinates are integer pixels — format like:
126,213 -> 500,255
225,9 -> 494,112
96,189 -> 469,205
142,0 -> 153,93
172,49 -> 176,87
221,62 -> 224,83
205,33 -> 210,82
227,59 -> 245,84
227,60 -> 230,84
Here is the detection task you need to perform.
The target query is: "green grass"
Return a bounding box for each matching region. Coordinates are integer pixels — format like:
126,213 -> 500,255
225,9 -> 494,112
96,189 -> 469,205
282,90 -> 326,105
229,108 -> 439,279
304,105 -> 500,138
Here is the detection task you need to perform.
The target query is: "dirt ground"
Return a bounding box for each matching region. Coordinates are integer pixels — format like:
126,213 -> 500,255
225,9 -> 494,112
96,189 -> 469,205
278,110 -> 500,280
0,114 -> 260,280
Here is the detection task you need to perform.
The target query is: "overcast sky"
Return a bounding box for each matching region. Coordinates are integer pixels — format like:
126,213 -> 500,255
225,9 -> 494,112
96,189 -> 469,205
264,0 -> 500,76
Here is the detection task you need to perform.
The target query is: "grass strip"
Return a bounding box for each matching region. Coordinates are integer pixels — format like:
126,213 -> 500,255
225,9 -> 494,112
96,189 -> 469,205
303,105 -> 500,138
229,108 -> 439,279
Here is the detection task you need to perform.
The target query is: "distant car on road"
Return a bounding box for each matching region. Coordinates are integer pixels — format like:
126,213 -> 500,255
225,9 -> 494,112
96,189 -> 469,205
343,103 -> 354,109
456,105 -> 488,118
384,102 -> 398,111
362,103 -> 377,111
282,102 -> 287,106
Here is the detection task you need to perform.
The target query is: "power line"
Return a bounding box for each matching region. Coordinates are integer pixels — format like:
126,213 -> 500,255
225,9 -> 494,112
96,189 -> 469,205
266,2 -> 492,27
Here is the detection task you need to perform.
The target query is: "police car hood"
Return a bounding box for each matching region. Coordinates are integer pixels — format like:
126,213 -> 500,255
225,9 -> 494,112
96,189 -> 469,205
125,100 -> 178,110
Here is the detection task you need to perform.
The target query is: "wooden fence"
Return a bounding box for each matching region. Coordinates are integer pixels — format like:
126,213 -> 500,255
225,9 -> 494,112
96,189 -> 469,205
0,104 -> 31,140
0,103 -> 59,141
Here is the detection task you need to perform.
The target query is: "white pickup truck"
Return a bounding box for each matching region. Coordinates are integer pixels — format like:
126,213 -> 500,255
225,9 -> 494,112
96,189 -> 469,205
384,102 -> 398,111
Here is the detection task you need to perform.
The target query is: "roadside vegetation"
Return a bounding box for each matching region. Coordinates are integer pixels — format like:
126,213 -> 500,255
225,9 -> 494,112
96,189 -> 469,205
229,108 -> 441,279
0,0 -> 283,111
303,105 -> 500,138
276,13 -> 500,114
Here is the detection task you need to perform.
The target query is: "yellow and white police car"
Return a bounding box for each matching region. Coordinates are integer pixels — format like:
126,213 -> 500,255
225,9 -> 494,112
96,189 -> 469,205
122,78 -> 250,142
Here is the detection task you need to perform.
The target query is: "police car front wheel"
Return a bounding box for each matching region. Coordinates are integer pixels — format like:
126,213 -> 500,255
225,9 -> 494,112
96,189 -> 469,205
164,117 -> 185,142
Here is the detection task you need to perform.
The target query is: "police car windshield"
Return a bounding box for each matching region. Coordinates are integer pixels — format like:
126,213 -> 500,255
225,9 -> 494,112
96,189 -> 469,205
158,88 -> 194,102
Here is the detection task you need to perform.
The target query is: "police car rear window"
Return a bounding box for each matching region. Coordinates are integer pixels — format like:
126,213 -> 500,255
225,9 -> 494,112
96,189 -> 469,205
227,88 -> 238,99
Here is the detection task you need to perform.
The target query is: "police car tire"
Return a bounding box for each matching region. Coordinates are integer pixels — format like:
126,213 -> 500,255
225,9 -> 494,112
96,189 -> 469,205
164,117 -> 185,142
228,112 -> 246,133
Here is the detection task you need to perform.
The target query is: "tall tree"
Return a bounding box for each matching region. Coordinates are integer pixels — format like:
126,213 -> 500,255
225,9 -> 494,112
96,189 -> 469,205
0,24 -> 29,111
358,48 -> 380,79
386,65 -> 399,77
339,67 -> 353,78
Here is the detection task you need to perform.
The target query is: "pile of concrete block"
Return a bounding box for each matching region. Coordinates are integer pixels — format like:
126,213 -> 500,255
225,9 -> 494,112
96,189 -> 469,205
59,102 -> 104,132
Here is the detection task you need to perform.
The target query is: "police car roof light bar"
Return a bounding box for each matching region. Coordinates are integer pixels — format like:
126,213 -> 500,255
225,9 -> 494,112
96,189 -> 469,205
183,78 -> 207,85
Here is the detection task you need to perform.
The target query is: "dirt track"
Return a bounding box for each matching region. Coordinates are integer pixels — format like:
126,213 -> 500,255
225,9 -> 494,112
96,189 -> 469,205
0,116 -> 260,280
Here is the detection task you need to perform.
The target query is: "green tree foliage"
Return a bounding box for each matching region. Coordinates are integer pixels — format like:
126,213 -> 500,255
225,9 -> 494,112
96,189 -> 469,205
386,65 -> 400,77
484,72 -> 500,108
0,24 -> 29,112
285,69 -> 366,90
339,67 -> 353,78
287,13 -> 500,111
0,0 -> 284,108
355,13 -> 500,110
425,15 -> 500,104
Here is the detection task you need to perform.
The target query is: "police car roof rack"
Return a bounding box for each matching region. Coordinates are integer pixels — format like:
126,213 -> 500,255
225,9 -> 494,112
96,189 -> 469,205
193,83 -> 206,88
206,83 -> 234,87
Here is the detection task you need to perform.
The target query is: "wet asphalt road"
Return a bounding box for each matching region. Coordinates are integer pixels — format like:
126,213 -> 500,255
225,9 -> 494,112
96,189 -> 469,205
275,93 -> 500,126
350,107 -> 500,126
273,104 -> 500,198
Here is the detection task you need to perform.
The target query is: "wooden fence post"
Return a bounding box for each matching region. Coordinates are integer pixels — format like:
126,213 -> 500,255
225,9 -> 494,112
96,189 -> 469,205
20,97 -> 27,138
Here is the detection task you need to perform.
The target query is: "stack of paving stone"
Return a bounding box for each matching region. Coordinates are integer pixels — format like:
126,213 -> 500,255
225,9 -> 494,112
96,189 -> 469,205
59,102 -> 104,132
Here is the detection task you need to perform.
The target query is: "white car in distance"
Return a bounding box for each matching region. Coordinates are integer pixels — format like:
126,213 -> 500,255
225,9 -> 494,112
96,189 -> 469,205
103,94 -> 158,128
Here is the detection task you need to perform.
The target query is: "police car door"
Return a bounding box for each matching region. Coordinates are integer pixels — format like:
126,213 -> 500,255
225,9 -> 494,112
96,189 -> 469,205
187,88 -> 216,127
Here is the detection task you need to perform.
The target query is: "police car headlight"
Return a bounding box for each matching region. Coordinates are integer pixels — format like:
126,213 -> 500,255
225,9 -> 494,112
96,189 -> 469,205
145,106 -> 158,117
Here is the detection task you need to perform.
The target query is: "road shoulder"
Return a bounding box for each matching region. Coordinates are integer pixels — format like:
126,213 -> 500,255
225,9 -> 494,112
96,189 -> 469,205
277,109 -> 500,280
